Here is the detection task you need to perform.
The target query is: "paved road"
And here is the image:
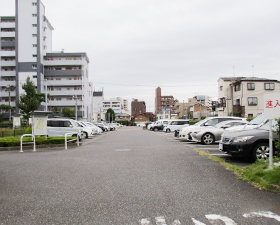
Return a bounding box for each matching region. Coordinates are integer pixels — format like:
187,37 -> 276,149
1,127 -> 280,224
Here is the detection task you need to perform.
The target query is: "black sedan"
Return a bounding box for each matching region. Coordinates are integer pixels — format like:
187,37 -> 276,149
219,121 -> 279,161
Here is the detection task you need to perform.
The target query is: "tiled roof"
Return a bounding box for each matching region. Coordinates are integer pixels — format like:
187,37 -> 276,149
220,77 -> 279,82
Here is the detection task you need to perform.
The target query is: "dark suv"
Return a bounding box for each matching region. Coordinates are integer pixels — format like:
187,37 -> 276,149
219,120 -> 279,161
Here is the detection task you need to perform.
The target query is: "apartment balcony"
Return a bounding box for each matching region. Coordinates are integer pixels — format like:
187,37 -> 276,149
1,51 -> 16,57
1,32 -> 15,38
1,41 -> 15,47
0,22 -> 15,28
44,69 -> 83,76
0,71 -> 16,77
43,59 -> 83,66
233,105 -> 245,117
1,60 -> 16,67
0,101 -> 16,107
48,90 -> 83,96
0,80 -> 16,87
48,99 -> 83,107
47,80 -> 82,86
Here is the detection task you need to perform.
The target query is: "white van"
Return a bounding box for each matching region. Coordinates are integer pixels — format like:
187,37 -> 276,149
163,119 -> 190,133
47,118 -> 83,141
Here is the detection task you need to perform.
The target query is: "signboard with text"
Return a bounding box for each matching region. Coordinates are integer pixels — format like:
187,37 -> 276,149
264,93 -> 280,120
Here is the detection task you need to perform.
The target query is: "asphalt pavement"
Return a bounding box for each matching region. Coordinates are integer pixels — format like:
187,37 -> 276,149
0,126 -> 280,224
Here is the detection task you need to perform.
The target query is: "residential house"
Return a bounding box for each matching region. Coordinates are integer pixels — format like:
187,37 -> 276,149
218,77 -> 280,117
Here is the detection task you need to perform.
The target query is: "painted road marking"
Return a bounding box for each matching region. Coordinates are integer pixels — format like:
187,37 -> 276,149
140,211 -> 280,224
115,149 -> 131,152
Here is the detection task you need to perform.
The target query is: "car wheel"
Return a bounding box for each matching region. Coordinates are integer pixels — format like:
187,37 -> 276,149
252,143 -> 270,161
201,133 -> 214,145
83,132 -> 88,138
166,128 -> 171,133
154,127 -> 159,132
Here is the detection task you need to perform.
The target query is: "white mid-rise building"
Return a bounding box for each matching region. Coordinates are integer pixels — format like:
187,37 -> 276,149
0,0 -> 92,121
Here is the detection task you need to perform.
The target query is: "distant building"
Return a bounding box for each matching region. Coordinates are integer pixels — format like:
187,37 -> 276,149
218,77 -> 280,117
155,87 -> 178,115
92,91 -> 104,122
131,99 -> 146,118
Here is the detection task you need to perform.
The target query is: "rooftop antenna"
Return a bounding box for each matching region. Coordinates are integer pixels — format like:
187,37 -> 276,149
61,48 -> 64,53
252,65 -> 254,77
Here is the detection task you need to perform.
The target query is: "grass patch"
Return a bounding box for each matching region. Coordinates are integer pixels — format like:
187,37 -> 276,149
197,150 -> 280,193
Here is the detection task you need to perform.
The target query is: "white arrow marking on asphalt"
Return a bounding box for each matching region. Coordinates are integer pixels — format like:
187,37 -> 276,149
243,211 -> 280,222
192,218 -> 207,225
140,218 -> 151,224
140,217 -> 181,225
205,214 -> 237,225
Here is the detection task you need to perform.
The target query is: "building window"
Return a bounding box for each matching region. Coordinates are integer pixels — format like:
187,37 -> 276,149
32,24 -> 37,27
248,114 -> 253,117
32,34 -> 37,37
247,83 -> 255,90
33,44 -> 37,47
264,83 -> 275,90
32,64 -> 37,69
32,54 -> 37,58
234,84 -> 240,92
220,86 -> 223,91
32,2 -> 37,6
32,14 -> 37,17
248,97 -> 258,106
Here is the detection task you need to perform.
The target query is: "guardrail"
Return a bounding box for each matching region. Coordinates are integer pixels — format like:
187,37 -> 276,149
20,134 -> 36,152
64,132 -> 79,149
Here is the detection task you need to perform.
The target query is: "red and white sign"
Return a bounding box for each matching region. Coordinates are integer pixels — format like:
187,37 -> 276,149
264,93 -> 280,120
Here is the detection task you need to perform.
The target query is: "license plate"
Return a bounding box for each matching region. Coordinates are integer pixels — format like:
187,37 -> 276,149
219,143 -> 223,151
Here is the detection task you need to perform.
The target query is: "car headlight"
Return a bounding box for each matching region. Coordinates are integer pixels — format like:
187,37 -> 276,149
232,136 -> 254,143
193,131 -> 201,134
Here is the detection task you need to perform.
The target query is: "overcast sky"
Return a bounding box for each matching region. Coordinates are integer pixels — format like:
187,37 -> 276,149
1,0 -> 280,111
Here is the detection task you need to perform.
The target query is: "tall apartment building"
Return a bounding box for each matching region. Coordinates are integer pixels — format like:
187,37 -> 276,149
131,99 -> 146,118
155,87 -> 178,115
0,0 -> 91,121
218,77 -> 280,117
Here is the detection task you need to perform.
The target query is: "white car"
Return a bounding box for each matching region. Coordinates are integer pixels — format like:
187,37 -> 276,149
47,118 -> 83,141
163,119 -> 190,133
190,120 -> 248,145
224,113 -> 267,133
77,121 -> 95,138
85,122 -> 103,134
178,116 -> 246,141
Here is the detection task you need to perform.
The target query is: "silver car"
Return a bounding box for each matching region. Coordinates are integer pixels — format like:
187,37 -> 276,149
190,120 -> 248,145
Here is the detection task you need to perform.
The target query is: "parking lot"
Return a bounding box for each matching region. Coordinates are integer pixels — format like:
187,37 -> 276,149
153,130 -> 253,167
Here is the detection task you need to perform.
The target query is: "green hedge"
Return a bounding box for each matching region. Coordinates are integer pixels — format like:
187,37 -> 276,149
0,136 -> 76,147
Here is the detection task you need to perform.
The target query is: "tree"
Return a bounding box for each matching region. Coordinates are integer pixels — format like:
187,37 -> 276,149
105,108 -> 115,122
62,107 -> 75,118
17,77 -> 45,124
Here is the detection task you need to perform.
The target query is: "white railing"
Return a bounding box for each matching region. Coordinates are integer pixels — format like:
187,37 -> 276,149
64,132 -> 79,149
20,134 -> 36,152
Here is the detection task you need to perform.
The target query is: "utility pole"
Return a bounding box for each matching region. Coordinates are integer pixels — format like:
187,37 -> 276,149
45,79 -> 48,111
73,95 -> 78,120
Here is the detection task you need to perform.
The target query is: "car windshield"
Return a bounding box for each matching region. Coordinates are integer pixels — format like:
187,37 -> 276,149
193,118 -> 210,126
257,119 -> 277,131
214,121 -> 231,128
248,114 -> 265,125
71,120 -> 80,127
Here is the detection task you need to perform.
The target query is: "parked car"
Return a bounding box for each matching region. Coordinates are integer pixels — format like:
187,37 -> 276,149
76,121 -> 95,138
47,118 -> 83,141
178,116 -> 246,141
190,120 -> 248,145
219,120 -> 279,161
149,120 -> 170,131
163,119 -> 190,133
225,113 -> 267,133
85,122 -> 103,134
